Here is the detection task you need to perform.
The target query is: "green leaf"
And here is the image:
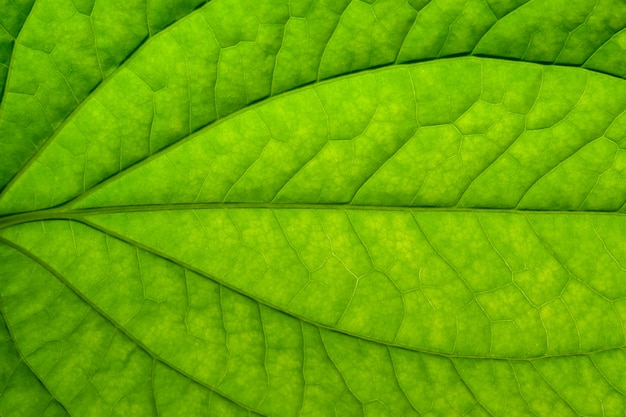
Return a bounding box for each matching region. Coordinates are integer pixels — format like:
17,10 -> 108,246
2,1 -> 626,416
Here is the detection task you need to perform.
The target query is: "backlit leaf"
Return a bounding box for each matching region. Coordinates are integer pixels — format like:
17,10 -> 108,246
2,1 -> 626,416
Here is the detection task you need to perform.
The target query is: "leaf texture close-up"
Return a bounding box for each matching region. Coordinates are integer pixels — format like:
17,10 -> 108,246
2,0 -> 626,416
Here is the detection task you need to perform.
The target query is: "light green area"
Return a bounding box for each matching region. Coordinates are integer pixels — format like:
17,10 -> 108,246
47,59 -> 624,212
3,213 -> 626,416
2,0 -> 626,207
2,0 -> 626,416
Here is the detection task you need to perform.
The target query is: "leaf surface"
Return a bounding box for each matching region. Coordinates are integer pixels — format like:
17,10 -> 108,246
2,1 -> 626,416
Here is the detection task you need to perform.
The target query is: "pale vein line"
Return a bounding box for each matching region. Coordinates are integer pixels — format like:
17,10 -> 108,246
449,359 -> 495,417
528,361 -> 580,415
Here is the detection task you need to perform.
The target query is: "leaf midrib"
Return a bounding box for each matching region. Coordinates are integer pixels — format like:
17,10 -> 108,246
0,203 -> 625,231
